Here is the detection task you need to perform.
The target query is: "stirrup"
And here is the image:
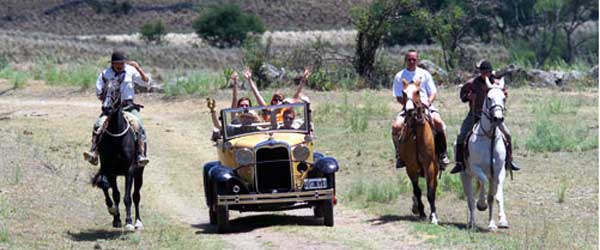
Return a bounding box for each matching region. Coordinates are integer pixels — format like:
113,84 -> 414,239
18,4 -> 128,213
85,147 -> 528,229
449,163 -> 462,174
137,155 -> 149,167
510,162 -> 520,171
83,151 -> 98,166
396,158 -> 406,169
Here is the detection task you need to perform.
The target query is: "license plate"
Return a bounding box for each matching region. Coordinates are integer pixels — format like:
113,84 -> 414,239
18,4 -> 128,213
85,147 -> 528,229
304,178 -> 327,190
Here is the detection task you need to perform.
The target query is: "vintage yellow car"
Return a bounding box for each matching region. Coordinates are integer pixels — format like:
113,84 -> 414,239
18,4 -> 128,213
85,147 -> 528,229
203,102 -> 338,233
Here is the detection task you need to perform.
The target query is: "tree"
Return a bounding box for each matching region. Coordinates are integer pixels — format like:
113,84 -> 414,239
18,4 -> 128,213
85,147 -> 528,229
414,2 -> 477,70
193,4 -> 265,48
559,0 -> 597,63
140,20 -> 166,44
352,0 -> 409,87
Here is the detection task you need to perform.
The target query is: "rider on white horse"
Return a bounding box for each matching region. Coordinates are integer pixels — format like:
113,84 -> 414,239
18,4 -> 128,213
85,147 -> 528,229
450,60 -> 520,174
83,51 -> 150,167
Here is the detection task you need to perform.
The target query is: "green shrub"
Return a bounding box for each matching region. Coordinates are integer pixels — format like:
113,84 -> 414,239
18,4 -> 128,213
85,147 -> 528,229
525,117 -> 597,152
164,71 -> 221,96
193,4 -> 265,48
0,54 -> 8,70
140,20 -> 167,44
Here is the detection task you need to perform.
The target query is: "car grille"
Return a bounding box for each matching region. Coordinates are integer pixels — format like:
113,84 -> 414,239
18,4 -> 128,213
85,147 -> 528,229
255,146 -> 292,193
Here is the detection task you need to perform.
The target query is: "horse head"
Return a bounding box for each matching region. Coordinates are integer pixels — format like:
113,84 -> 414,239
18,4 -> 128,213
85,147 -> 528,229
102,77 -> 123,116
484,77 -> 506,124
402,78 -> 426,125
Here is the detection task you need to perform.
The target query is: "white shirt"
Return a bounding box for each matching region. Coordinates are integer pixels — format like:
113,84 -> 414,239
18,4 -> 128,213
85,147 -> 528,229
392,67 -> 437,106
95,64 -> 148,101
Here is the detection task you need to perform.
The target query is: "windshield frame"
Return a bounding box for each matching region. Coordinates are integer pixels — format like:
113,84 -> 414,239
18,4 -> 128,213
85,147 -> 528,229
220,102 -> 310,140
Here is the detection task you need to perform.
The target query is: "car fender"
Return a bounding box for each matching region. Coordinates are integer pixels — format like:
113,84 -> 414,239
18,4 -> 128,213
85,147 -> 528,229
207,164 -> 250,204
314,156 -> 339,174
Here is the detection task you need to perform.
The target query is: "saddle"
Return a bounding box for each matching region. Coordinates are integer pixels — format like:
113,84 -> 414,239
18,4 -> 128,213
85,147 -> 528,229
462,121 -> 507,162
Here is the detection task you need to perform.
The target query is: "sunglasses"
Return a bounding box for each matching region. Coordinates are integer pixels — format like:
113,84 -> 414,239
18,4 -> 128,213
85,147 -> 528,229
239,104 -> 249,108
407,58 -> 417,62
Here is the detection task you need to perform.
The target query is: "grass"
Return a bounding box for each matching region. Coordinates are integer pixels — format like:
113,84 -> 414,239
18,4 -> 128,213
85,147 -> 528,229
0,66 -> 29,89
557,178 -> 568,203
0,197 -> 10,244
164,70 -> 223,96
32,63 -> 98,88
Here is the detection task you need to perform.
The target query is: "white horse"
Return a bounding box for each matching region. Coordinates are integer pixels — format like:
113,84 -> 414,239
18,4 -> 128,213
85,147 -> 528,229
461,77 -> 509,231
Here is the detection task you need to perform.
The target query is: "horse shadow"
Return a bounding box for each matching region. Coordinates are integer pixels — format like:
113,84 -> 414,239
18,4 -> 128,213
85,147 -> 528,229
367,214 -> 488,232
67,229 -> 132,242
193,214 -> 323,234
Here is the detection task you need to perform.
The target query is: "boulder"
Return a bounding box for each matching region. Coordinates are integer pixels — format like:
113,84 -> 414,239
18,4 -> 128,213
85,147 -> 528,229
418,59 -> 448,85
496,64 -> 527,86
258,64 -> 285,84
526,69 -> 558,87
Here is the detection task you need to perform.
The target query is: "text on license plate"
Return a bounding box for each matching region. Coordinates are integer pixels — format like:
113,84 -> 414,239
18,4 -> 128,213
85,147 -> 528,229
304,178 -> 327,190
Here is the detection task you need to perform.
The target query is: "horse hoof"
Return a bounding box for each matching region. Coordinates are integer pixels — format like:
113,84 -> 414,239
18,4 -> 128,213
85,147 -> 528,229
488,225 -> 498,231
135,220 -> 144,230
108,207 -> 118,216
125,224 -> 135,231
113,220 -> 122,228
430,217 -> 439,225
476,202 -> 487,211
498,221 -> 509,229
411,206 -> 419,215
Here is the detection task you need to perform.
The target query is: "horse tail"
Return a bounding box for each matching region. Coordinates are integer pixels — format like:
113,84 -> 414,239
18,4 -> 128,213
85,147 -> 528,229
91,171 -> 110,189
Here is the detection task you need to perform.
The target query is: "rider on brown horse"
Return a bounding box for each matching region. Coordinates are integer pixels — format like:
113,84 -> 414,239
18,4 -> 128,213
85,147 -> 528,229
391,49 -> 450,170
83,51 -> 150,167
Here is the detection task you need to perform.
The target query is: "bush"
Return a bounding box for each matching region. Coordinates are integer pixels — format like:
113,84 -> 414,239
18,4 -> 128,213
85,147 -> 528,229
193,4 -> 265,48
140,20 -> 167,44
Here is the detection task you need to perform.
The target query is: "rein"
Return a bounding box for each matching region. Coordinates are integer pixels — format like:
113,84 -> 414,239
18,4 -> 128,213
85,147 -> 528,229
104,117 -> 131,137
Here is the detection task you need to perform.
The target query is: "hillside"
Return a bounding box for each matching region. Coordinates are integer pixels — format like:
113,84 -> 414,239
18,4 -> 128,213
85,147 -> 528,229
0,0 -> 364,35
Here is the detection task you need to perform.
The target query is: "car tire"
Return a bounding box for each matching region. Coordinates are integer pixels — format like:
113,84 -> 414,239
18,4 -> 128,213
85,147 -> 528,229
216,204 -> 230,233
209,204 -> 217,225
322,199 -> 334,227
313,204 -> 324,218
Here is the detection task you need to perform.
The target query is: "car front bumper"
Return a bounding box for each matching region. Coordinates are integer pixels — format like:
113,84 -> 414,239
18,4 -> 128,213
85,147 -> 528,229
217,188 -> 334,206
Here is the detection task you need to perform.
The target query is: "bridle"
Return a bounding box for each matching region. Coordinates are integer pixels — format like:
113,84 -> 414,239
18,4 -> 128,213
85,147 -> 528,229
102,74 -> 130,138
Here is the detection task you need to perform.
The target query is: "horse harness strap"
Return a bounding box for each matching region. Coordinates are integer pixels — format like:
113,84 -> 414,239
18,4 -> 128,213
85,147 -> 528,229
105,119 -> 131,137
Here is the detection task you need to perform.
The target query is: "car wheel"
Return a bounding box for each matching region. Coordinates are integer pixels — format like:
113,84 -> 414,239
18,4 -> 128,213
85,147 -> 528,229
216,204 -> 230,233
322,199 -> 334,227
313,204 -> 324,218
209,204 -> 217,225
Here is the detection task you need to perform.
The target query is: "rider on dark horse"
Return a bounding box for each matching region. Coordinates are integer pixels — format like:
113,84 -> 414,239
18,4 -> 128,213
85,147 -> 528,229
83,50 -> 150,167
450,60 -> 520,174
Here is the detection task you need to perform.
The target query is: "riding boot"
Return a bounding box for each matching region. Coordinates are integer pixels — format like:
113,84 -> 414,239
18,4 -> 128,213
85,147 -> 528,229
136,129 -> 149,167
450,144 -> 464,174
505,139 -> 520,171
393,133 -> 406,169
83,132 -> 100,166
434,132 -> 450,170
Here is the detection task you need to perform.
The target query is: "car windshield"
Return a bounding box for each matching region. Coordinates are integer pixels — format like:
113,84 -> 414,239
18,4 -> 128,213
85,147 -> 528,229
221,102 -> 309,140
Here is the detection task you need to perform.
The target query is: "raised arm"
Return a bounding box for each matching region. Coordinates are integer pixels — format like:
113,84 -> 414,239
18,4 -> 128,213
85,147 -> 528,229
230,72 -> 239,108
293,67 -> 311,99
126,61 -> 149,83
244,68 -> 268,107
206,97 -> 221,128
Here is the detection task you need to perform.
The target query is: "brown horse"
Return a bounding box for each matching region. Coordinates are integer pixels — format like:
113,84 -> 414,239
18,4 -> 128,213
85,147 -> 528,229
398,79 -> 439,224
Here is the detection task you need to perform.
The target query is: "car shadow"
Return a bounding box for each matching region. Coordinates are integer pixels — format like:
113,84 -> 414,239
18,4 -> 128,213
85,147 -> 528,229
193,214 -> 324,234
67,229 -> 131,241
367,214 -> 488,232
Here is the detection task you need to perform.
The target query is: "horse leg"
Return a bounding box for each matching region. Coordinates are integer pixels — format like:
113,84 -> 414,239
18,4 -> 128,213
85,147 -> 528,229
474,167 -> 488,212
426,164 -> 439,225
124,168 -> 135,231
460,172 -> 475,230
108,175 -> 122,228
133,167 -> 144,230
409,176 -> 426,219
487,177 -> 498,231
496,166 -> 509,228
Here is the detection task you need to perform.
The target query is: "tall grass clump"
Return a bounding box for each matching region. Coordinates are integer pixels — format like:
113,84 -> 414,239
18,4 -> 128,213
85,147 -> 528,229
346,173 -> 411,204
557,178 -> 568,203
33,63 -> 97,88
164,71 -> 222,96
0,67 -> 28,89
0,198 -> 10,244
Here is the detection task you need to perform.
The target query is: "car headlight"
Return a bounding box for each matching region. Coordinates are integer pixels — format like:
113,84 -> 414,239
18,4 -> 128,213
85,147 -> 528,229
234,148 -> 254,166
293,144 -> 310,162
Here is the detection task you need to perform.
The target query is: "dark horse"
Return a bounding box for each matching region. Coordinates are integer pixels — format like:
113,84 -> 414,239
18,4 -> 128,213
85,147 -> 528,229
91,78 -> 144,230
398,79 -> 440,225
